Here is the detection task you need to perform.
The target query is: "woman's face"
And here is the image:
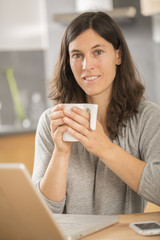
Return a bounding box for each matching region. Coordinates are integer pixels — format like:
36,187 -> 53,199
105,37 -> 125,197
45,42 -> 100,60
69,29 -> 121,101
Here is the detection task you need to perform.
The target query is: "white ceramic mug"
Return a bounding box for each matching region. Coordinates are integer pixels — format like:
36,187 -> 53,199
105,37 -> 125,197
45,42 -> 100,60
63,103 -> 98,142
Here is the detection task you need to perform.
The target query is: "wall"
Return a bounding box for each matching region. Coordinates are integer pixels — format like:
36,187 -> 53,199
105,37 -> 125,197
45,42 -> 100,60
114,0 -> 159,105
44,0 -> 75,105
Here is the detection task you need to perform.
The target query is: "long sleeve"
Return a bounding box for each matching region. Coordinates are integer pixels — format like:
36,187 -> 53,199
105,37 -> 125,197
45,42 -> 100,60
137,101 -> 160,205
32,108 -> 66,213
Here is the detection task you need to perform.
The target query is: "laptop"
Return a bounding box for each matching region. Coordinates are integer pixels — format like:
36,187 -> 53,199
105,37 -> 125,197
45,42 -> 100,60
0,163 -> 119,240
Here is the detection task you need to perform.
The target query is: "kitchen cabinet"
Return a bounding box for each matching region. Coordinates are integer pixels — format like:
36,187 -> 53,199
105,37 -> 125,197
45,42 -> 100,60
0,132 -> 35,174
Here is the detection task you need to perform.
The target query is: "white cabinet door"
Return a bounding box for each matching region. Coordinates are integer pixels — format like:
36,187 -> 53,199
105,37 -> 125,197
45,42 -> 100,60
0,0 -> 49,50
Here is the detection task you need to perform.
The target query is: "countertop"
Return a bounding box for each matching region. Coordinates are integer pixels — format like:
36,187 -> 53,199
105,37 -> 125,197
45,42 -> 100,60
0,124 -> 36,136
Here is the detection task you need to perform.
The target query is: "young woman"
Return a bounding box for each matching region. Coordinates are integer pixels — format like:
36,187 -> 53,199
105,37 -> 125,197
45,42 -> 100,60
32,11 -> 160,215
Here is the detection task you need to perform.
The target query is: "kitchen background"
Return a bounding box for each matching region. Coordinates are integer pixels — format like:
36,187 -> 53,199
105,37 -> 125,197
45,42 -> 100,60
1,0 -> 160,212
0,0 -> 160,133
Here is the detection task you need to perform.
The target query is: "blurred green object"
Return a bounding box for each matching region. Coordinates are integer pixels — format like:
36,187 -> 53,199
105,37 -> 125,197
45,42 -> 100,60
5,68 -> 26,122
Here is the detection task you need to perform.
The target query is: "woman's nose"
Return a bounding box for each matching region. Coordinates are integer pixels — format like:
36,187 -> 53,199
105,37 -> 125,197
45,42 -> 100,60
82,57 -> 86,70
82,56 -> 94,70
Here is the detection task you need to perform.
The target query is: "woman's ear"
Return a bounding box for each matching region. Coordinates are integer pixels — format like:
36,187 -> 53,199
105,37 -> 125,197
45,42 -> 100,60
116,48 -> 121,65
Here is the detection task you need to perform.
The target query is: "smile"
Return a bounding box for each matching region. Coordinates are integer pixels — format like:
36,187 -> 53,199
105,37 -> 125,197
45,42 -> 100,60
83,75 -> 100,81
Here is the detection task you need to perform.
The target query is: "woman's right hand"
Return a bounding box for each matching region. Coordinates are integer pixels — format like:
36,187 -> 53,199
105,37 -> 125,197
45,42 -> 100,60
40,104 -> 72,202
49,104 -> 73,153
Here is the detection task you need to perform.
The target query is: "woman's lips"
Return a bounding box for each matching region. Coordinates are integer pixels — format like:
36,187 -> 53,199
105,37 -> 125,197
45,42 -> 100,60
83,75 -> 100,82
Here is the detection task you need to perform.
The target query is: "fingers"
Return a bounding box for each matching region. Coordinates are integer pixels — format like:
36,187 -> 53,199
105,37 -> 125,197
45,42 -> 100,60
50,104 -> 65,133
50,104 -> 64,120
71,106 -> 90,121
49,104 -> 92,142
63,107 -> 91,140
53,124 -> 68,140
63,115 -> 89,138
63,107 -> 90,130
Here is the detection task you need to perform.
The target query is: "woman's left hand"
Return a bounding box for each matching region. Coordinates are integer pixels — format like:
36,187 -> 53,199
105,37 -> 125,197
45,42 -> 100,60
63,106 -> 112,157
63,106 -> 146,193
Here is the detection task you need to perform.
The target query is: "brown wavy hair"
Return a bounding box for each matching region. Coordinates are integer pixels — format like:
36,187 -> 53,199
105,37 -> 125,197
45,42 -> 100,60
49,11 -> 145,139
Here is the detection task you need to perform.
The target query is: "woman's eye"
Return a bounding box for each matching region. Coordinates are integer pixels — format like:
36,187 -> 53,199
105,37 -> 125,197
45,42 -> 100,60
72,54 -> 82,59
94,49 -> 103,55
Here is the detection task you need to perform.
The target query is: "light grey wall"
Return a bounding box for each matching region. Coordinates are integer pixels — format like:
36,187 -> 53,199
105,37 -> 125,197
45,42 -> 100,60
44,0 -> 75,94
114,0 -> 160,105
45,0 -> 160,105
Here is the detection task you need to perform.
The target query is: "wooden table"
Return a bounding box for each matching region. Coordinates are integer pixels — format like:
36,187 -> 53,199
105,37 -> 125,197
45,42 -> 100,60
81,212 -> 160,240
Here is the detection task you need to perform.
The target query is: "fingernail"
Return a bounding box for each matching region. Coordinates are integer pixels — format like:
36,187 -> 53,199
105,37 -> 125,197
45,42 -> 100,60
72,107 -> 77,111
64,110 -> 71,115
58,103 -> 63,108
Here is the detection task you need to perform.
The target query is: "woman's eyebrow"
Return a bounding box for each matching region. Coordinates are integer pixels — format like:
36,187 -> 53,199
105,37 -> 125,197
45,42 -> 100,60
69,44 -> 106,53
70,49 -> 81,53
91,44 -> 106,49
